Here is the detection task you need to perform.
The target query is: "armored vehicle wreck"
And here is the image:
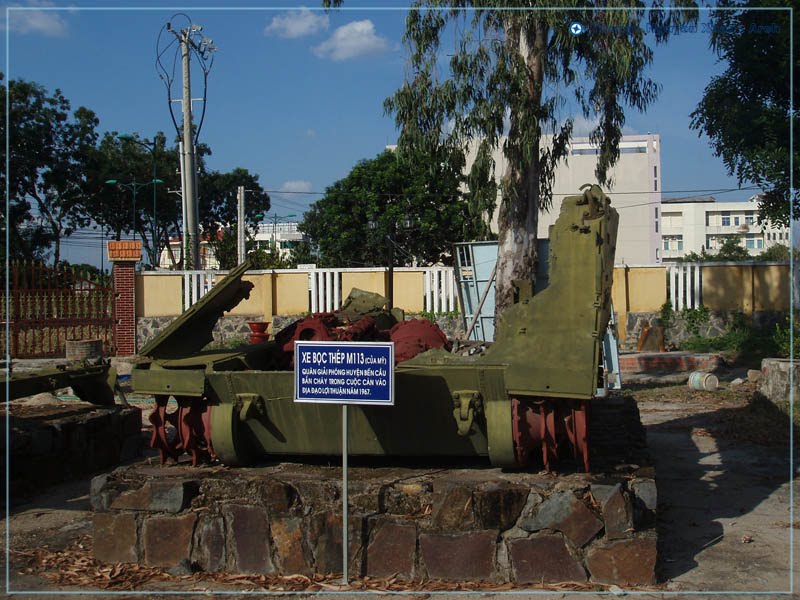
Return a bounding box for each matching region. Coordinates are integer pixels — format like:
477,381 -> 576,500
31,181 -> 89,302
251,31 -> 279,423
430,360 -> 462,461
132,184 -> 620,471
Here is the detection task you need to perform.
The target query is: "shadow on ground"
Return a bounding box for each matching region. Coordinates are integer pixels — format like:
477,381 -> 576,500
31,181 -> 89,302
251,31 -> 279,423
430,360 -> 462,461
649,392 -> 795,588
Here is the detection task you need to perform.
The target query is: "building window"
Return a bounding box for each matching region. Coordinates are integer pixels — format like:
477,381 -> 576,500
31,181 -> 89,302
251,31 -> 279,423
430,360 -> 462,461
745,211 -> 755,225
678,238 -> 684,251
654,179 -> 658,192
721,211 -> 730,227
757,239 -> 763,249
654,166 -> 658,178
746,238 -> 755,249
654,207 -> 659,233
734,216 -> 740,226
663,239 -> 669,251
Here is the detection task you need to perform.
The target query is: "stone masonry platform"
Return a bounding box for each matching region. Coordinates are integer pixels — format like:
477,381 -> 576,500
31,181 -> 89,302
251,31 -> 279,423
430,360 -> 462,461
91,458 -> 658,587
3,401 -> 142,505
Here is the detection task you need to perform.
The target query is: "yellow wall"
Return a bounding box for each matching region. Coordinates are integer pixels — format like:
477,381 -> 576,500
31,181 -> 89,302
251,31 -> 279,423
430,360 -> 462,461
702,265 -> 751,312
135,275 -> 182,317
611,267 -> 629,341
225,274 -> 272,317
342,271 -> 386,298
273,272 -> 310,317
626,267 -> 666,312
136,265 -> 790,332
393,271 -> 425,313
753,265 -> 789,312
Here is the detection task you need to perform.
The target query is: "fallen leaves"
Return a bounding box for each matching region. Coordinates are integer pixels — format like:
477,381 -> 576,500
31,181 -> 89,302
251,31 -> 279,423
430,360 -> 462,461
10,535 -> 631,593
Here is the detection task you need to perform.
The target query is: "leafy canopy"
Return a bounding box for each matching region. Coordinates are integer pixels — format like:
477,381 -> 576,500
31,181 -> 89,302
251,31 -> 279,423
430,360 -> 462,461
378,1 -> 696,312
690,0 -> 797,226
300,149 -> 473,267
1,75 -> 99,265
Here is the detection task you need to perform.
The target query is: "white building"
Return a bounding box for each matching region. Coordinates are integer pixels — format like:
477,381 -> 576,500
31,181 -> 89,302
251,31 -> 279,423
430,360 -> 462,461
467,134 -> 663,264
660,195 -> 789,261
254,221 -> 306,258
158,221 -> 306,269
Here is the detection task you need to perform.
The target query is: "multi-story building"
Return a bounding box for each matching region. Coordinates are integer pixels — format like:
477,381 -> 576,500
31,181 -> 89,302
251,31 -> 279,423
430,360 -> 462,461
660,195 -> 789,261
158,221 -> 306,269
467,134 -> 663,264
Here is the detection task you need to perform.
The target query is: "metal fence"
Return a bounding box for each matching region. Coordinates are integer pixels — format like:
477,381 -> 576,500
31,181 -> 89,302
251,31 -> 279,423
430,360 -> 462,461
2,261 -> 114,358
666,263 -> 702,310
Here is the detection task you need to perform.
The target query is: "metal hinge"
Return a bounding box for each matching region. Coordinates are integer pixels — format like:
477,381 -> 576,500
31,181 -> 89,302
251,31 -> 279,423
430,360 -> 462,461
451,390 -> 482,436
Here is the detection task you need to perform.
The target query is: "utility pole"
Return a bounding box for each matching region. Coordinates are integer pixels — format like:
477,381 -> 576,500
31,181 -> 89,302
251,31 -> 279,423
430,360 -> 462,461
237,186 -> 246,265
160,16 -> 215,269
180,31 -> 200,270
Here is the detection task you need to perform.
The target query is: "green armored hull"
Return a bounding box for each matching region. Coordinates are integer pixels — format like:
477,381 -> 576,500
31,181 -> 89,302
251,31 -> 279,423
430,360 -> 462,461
132,185 -> 618,470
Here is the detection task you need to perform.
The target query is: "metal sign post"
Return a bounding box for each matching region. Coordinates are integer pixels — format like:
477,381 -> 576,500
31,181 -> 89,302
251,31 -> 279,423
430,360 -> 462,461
294,340 -> 395,585
342,403 -> 348,583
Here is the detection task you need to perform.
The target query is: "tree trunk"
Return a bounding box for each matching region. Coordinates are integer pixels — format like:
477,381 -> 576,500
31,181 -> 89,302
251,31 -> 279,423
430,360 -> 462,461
494,17 -> 546,320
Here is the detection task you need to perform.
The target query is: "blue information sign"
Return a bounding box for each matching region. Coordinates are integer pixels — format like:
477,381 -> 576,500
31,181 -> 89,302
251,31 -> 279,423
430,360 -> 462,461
294,341 -> 394,405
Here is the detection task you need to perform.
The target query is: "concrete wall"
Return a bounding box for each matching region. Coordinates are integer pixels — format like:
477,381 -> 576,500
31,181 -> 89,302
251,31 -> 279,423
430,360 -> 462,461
702,263 -> 789,313
135,263 -> 789,344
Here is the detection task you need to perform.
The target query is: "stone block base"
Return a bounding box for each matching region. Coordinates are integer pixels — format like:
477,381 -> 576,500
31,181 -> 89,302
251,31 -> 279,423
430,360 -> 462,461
92,460 -> 658,586
760,358 -> 799,404
3,403 -> 142,505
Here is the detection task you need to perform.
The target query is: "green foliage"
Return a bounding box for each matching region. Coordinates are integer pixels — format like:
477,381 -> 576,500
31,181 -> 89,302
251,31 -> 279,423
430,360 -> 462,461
418,309 -> 460,322
1,74 -> 99,265
681,304 -> 710,336
659,302 -> 674,330
85,131 -> 184,266
300,150 -> 472,267
680,310 -> 778,365
198,168 -> 271,250
207,225 -> 293,270
384,2 -> 697,312
772,313 -> 800,359
690,1 -> 799,226
755,243 -> 798,262
681,237 -> 752,262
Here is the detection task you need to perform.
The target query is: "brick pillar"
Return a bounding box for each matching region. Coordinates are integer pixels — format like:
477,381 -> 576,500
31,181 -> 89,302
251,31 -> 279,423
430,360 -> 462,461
108,241 -> 142,357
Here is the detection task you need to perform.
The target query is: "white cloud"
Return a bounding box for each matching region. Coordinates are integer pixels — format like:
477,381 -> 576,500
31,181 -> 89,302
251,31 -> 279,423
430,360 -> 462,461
4,1 -> 68,37
265,8 -> 328,39
279,180 -> 313,194
312,20 -> 389,61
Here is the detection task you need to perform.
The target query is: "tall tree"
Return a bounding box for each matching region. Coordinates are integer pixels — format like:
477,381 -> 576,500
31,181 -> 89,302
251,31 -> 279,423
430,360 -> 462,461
375,2 -> 696,315
1,76 -> 98,265
690,1 -> 797,226
197,167 -> 271,240
85,132 -> 183,266
300,149 -> 473,267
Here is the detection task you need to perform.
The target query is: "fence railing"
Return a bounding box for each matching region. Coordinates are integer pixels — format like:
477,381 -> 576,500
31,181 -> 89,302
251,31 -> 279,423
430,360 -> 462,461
2,261 -> 114,358
666,263 -> 702,310
182,270 -> 217,311
424,267 -> 458,314
167,266 -> 459,314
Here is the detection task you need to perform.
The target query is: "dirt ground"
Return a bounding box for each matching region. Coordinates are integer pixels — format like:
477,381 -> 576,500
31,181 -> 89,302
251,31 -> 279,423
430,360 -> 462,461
1,378 -> 797,599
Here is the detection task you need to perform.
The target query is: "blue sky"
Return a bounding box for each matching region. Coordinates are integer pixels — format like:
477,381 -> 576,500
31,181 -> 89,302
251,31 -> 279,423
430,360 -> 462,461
4,1 -> 789,265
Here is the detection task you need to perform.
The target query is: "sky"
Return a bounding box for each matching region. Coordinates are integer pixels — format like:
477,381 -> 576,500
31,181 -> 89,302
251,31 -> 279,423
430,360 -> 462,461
3,1 -> 792,266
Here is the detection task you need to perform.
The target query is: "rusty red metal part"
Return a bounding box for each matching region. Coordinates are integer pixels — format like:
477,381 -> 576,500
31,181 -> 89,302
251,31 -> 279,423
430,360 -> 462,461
147,395 -> 215,466
389,319 -> 452,363
511,396 -> 591,471
281,313 -> 450,365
